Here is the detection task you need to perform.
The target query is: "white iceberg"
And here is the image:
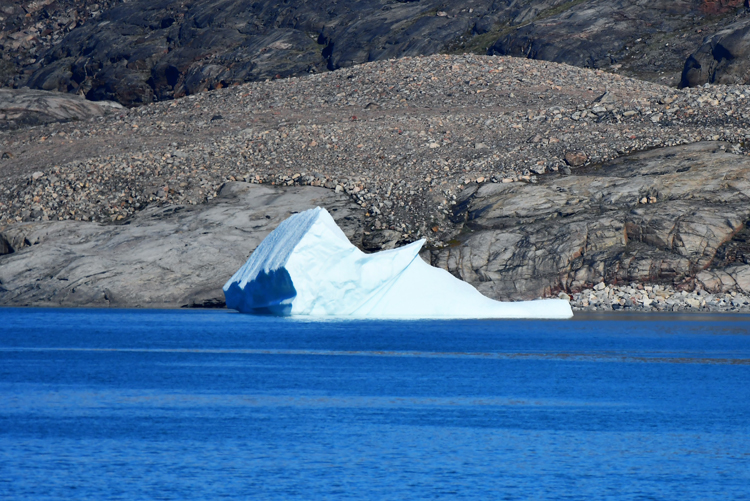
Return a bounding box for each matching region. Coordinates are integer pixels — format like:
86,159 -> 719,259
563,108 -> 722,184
223,208 -> 572,319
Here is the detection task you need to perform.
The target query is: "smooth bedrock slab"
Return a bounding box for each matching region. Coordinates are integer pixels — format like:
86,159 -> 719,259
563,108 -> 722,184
0,183 -> 363,308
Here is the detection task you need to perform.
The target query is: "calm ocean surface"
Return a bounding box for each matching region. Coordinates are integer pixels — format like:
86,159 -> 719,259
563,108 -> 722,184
1,308 -> 749,500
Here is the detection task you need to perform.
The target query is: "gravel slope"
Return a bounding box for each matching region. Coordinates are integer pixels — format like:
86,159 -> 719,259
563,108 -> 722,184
3,54 -> 750,246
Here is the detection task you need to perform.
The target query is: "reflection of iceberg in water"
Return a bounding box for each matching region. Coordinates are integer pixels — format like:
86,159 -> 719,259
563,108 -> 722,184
223,208 -> 573,319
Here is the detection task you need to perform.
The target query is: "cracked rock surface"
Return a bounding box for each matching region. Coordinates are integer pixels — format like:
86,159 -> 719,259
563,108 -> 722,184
428,142 -> 750,300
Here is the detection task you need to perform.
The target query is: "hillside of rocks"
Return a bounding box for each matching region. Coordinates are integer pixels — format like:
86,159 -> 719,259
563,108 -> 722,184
1,55 -> 750,309
3,55 -> 750,238
3,0 -> 750,105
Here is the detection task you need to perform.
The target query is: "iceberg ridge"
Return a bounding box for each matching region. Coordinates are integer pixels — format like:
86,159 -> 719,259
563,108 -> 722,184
223,208 -> 573,319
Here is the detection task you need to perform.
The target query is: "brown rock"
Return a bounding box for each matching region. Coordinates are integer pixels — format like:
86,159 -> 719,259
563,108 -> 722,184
564,151 -> 587,167
699,0 -> 744,15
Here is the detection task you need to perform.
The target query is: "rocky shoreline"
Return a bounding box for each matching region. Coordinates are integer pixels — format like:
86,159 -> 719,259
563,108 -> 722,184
3,141 -> 749,308
0,183 -> 364,308
568,283 -> 750,313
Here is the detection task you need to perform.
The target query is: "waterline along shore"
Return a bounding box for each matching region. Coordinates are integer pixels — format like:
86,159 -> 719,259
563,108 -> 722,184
569,283 -> 750,313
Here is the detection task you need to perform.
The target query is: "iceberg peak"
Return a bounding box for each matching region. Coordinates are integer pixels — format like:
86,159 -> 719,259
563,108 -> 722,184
223,208 -> 573,319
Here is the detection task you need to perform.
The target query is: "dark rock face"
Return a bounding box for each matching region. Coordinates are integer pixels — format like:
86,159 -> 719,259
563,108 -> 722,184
18,0 -> 507,105
428,142 -> 750,299
9,0 -> 597,106
0,183 -> 364,308
0,0 -> 122,88
7,0 -> 750,105
489,1 -> 749,86
682,17 -> 750,87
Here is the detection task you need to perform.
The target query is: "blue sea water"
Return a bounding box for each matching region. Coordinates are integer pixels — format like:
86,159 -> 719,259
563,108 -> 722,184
0,308 -> 749,500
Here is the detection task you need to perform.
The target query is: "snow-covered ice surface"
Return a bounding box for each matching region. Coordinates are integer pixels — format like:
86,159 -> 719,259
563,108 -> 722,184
223,208 -> 573,319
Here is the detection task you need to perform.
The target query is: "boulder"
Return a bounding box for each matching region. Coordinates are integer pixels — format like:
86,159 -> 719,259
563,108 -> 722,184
0,88 -> 122,130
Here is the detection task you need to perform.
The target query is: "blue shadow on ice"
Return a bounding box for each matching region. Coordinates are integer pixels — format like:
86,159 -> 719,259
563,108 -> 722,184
224,268 -> 295,315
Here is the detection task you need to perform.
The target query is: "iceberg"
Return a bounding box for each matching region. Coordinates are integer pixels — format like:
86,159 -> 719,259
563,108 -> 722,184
223,208 -> 573,319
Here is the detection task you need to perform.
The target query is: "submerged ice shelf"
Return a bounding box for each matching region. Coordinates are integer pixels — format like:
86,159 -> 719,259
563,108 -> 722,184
223,208 -> 573,319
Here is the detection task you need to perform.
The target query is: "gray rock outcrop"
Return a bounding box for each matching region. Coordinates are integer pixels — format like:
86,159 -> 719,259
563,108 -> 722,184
0,183 -> 363,308
0,87 -> 122,130
427,142 -> 750,299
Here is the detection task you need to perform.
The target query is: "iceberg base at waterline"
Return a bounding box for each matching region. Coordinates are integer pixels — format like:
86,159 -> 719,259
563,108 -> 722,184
223,208 -> 573,319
